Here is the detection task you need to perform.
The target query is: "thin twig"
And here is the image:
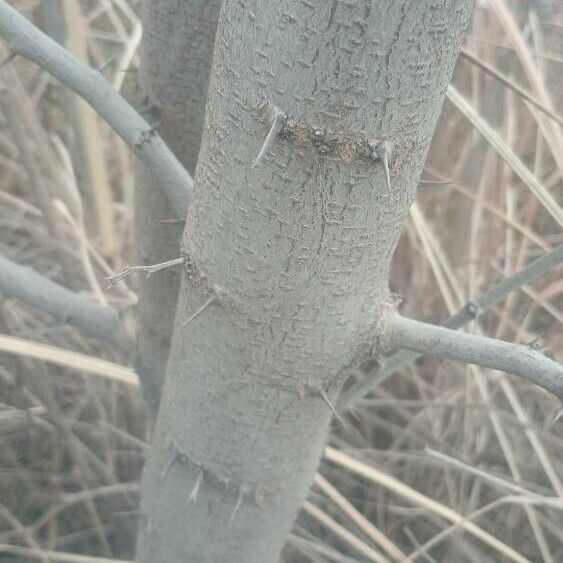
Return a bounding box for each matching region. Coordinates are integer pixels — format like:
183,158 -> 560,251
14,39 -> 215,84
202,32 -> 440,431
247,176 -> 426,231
0,1 -> 192,215
106,257 -> 184,289
387,313 -> 563,400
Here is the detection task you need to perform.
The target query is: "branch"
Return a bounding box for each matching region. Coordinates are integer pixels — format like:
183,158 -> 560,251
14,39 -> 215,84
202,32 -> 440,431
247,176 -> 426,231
0,1 -> 192,216
387,313 -> 563,401
0,256 -> 122,344
339,244 -> 563,409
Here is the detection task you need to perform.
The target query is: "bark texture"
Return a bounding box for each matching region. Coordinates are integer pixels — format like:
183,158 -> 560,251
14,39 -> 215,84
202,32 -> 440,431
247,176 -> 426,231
135,0 -> 222,413
137,2 -> 475,562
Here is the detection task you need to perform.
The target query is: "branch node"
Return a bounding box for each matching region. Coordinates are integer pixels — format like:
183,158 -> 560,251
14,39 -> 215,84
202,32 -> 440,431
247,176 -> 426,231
159,438 -> 269,509
134,121 -> 161,148
464,300 -> 481,320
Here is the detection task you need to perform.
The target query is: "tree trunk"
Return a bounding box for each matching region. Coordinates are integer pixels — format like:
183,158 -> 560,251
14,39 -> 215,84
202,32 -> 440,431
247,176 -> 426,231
136,1 -> 475,562
134,0 -> 222,414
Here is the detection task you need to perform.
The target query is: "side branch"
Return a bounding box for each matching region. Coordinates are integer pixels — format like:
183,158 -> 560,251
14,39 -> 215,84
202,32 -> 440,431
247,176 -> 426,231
387,313 -> 563,401
339,244 -> 563,409
0,256 -> 122,344
0,1 -> 193,216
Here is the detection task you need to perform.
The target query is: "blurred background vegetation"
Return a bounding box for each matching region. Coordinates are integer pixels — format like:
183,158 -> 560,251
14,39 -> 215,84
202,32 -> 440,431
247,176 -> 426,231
0,0 -> 562,561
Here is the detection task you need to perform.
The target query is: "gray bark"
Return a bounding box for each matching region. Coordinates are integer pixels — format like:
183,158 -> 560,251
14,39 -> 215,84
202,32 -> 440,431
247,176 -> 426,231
136,2 -> 474,562
135,0 -> 222,413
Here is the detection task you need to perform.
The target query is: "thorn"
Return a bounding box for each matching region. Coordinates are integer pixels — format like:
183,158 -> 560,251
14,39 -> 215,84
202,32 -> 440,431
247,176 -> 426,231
134,121 -> 161,148
98,54 -> 117,74
106,257 -> 184,290
377,141 -> 393,191
229,489 -> 245,526
318,388 -> 347,429
252,104 -> 285,168
0,51 -> 17,71
188,470 -> 204,503
182,294 -> 218,326
155,218 -> 186,225
160,439 -> 180,481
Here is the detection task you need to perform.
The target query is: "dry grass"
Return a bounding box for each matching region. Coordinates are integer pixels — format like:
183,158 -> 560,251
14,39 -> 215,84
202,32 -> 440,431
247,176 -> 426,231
0,1 -> 562,562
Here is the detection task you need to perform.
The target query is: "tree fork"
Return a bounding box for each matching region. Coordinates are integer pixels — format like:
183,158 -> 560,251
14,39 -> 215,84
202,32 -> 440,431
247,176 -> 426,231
136,2 -> 476,562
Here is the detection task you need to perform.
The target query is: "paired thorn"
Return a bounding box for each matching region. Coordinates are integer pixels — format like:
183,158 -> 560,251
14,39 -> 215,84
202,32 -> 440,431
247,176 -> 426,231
182,293 -> 219,326
252,104 -> 286,168
106,257 -> 184,290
